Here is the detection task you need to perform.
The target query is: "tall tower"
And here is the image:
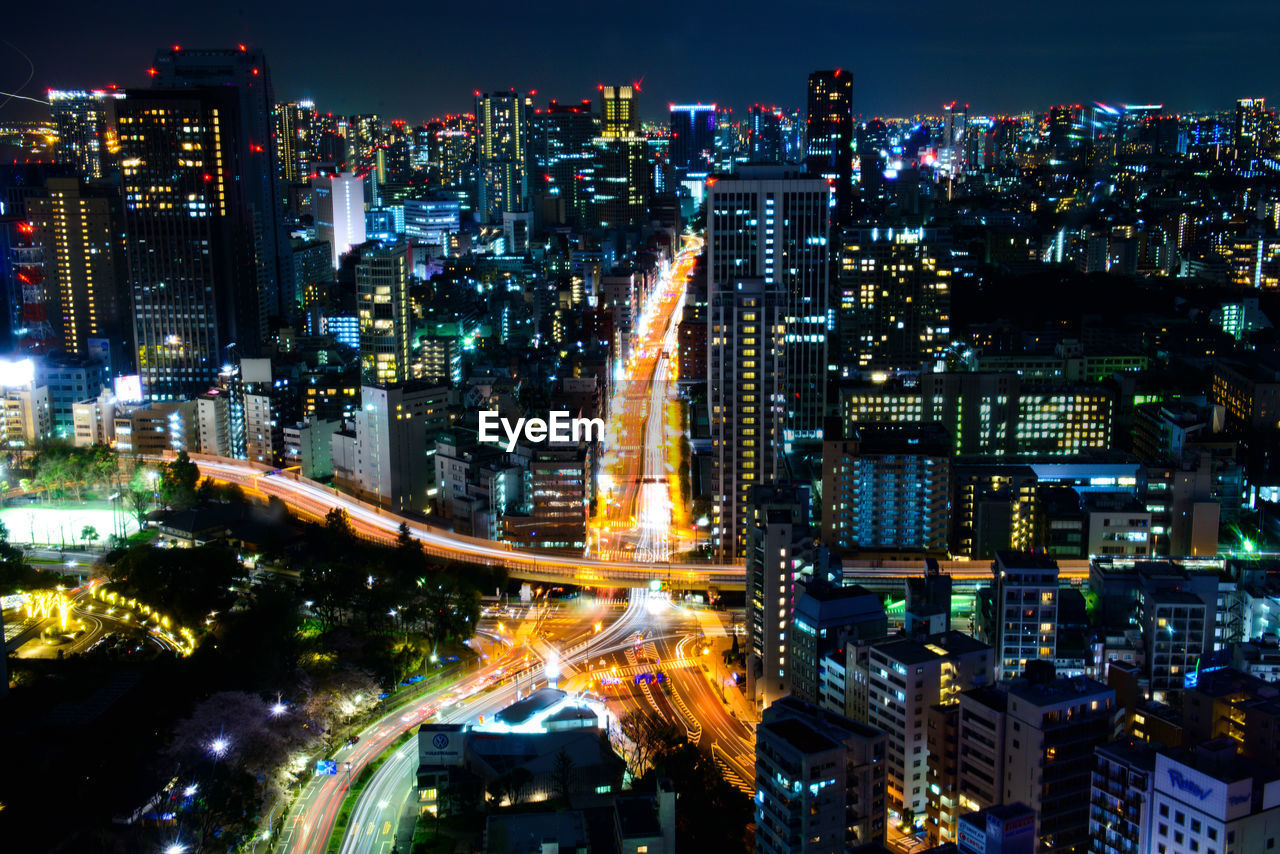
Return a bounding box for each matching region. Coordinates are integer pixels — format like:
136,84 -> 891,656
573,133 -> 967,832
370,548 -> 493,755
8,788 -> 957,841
528,99 -> 599,228
476,91 -> 530,223
357,242 -> 411,386
117,86 -> 265,400
805,70 -> 853,224
312,172 -> 366,268
152,46 -> 290,322
707,168 -> 830,560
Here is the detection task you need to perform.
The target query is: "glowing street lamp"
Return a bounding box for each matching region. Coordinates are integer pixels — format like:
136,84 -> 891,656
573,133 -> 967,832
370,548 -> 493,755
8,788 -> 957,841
209,737 -> 229,758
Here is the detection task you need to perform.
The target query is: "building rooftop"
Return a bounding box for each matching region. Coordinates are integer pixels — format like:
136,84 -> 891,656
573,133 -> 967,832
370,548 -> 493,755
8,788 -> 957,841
760,717 -> 839,755
614,794 -> 662,839
994,549 -> 1060,572
873,630 -> 990,666
494,688 -> 565,726
1007,675 -> 1113,711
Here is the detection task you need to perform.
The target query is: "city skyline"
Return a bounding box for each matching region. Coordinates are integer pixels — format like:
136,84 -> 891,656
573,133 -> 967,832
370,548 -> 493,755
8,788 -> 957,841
6,0 -> 1280,123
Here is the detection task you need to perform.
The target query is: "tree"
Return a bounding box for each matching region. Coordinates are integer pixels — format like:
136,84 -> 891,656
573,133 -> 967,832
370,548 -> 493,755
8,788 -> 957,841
80,525 -> 99,546
552,747 -> 575,806
125,467 -> 158,526
161,451 -> 200,510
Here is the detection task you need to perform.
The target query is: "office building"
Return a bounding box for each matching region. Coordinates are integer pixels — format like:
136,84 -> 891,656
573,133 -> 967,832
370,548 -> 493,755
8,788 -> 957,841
152,47 -> 289,320
26,178 -> 129,363
1151,739 -> 1280,854
333,383 -> 450,513
990,551 -> 1059,679
528,99 -> 598,228
755,695 -> 887,853
313,172 -> 366,268
955,685 -> 1011,814
748,104 -> 785,164
867,631 -> 993,818
403,197 -> 461,251
593,85 -> 649,229
805,70 -> 854,223
669,103 -> 716,174
1234,97 -> 1268,158
35,353 -> 109,440
476,91 -> 529,223
356,242 -> 411,386
956,803 -> 1036,854
500,443 -> 591,550
48,89 -> 123,179
834,226 -> 953,376
707,170 -> 830,559
117,86 -> 266,399
821,420 -> 950,553
0,358 -> 52,449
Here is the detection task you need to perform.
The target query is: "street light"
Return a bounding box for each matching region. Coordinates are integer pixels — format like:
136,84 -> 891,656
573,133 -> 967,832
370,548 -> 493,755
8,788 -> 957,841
164,843 -> 188,854
209,737 -> 229,758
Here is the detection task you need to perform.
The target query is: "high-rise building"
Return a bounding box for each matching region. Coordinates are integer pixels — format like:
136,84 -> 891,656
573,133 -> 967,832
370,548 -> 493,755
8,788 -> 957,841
820,420 -> 951,553
152,47 -> 290,321
528,100 -> 598,228
834,226 -> 953,376
790,582 -> 887,705
748,105 -> 785,164
1234,97 -> 1268,159
356,242 -> 411,386
476,91 -> 530,223
805,70 -> 854,224
274,100 -> 316,184
989,551 -> 1059,679
334,382 -> 450,513
1002,677 -> 1116,853
312,172 -> 366,268
754,695 -> 887,853
117,86 -> 266,399
744,484 -> 825,707
47,89 -> 124,179
26,177 -> 129,363
867,631 -> 994,819
593,86 -> 649,229
669,104 -> 716,174
707,169 -> 830,559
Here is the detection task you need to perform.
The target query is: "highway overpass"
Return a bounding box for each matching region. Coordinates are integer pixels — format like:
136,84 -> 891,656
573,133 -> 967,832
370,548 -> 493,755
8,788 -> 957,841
175,453 -> 1090,590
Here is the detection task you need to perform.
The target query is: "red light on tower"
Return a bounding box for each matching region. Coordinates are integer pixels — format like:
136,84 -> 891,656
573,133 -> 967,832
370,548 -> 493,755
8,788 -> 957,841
238,43 -> 247,52
252,68 -> 259,76
172,44 -> 181,52
147,67 -> 158,77
203,174 -> 213,182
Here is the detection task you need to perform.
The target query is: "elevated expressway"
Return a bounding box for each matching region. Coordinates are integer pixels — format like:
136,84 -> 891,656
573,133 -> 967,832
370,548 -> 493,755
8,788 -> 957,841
172,454 -> 1090,589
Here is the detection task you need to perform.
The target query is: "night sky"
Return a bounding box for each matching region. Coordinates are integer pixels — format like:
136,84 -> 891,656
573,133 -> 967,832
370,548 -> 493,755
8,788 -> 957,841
4,0 -> 1279,123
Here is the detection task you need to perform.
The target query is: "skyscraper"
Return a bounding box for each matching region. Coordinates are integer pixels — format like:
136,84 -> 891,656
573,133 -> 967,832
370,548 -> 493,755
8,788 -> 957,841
152,47 -> 290,322
117,86 -> 265,399
805,70 -> 854,224
274,100 -> 316,184
593,85 -> 649,228
528,99 -> 599,228
476,91 -> 529,223
668,103 -> 716,174
1235,97 -> 1268,159
748,104 -> 785,164
26,177 -> 129,363
707,169 -> 830,559
312,172 -> 366,268
356,242 -> 411,386
834,226 -> 953,376
47,89 -> 124,179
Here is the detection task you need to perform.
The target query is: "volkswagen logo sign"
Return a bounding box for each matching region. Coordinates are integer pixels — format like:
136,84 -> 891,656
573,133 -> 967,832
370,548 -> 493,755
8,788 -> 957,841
432,733 -> 449,750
